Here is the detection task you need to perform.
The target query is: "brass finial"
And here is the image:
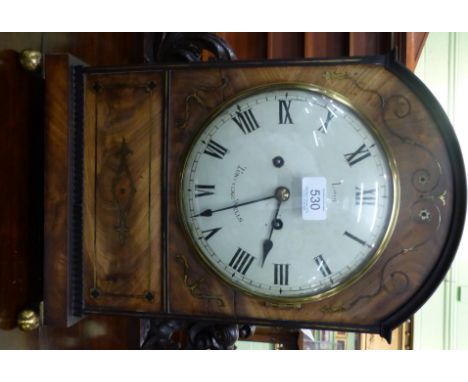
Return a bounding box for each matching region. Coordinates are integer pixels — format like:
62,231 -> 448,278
19,49 -> 42,72
17,309 -> 40,331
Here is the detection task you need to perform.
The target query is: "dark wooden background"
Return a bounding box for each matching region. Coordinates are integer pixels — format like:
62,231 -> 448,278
0,32 -> 427,349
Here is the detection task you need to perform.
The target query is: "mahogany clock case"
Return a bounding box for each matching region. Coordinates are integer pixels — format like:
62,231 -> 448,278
46,53 -> 466,341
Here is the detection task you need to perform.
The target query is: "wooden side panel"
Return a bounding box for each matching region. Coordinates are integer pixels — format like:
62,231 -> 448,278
43,55 -> 77,327
82,72 -> 163,313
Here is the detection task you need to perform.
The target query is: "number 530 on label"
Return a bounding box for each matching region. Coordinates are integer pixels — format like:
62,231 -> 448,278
302,177 -> 327,220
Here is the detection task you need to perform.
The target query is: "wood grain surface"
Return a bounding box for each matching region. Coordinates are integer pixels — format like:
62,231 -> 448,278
78,59 -> 458,335
82,72 -> 164,313
163,62 -> 454,331
43,55 -> 79,327
1,32 -> 430,348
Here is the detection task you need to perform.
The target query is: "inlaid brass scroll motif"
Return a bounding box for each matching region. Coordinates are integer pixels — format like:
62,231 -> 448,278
111,139 -> 137,245
175,254 -> 225,307
177,74 -> 229,129
321,80 -> 446,314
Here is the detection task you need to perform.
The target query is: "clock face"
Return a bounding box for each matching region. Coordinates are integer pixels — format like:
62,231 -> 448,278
179,84 -> 397,302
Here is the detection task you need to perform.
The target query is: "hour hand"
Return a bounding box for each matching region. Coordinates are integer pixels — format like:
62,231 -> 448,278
260,187 -> 290,267
262,239 -> 273,267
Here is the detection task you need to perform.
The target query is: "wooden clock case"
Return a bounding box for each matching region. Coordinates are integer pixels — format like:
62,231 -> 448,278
44,52 -> 466,342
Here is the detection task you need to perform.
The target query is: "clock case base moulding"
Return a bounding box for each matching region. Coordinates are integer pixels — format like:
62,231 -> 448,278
43,52 -> 466,344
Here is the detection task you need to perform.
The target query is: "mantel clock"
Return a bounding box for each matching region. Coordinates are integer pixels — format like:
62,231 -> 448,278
43,52 -> 466,341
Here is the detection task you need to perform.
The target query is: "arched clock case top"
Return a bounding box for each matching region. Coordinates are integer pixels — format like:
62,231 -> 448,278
51,53 -> 465,342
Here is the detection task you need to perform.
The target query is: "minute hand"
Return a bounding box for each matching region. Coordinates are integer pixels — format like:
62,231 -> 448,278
193,194 -> 276,217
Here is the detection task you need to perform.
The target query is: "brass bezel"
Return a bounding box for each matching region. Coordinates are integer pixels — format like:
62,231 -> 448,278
177,82 -> 400,304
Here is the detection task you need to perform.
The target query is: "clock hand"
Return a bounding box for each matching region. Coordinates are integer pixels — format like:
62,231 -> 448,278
262,239 -> 274,263
261,187 -> 290,267
262,199 -> 281,267
193,194 -> 276,218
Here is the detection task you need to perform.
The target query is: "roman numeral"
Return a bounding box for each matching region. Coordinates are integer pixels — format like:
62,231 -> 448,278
319,110 -> 335,134
232,107 -> 260,134
229,248 -> 255,275
200,227 -> 222,241
194,184 -> 215,198
344,231 -> 368,246
355,187 -> 376,205
279,100 -> 293,124
204,139 -> 228,159
314,255 -> 332,277
274,263 -> 290,285
344,143 -> 371,166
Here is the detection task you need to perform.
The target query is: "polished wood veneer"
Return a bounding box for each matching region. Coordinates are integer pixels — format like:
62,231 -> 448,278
0,32 -> 432,349
72,57 -> 463,340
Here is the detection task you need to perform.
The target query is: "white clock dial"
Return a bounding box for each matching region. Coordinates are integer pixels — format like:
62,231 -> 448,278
179,85 -> 396,302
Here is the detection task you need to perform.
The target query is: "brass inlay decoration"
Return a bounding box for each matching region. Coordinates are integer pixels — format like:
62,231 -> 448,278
264,301 -> 302,310
383,271 -> 410,296
175,254 -> 225,307
112,138 -> 136,245
144,291 -> 155,302
411,200 -> 441,227
93,81 -> 157,92
320,78 -> 447,314
322,249 -> 413,313
90,287 -> 101,298
92,81 -> 103,93
178,74 -> 229,129
145,80 -> 157,93
90,80 -> 157,302
418,209 -> 432,223
323,71 -> 355,81
320,305 -> 347,314
439,190 -> 448,206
